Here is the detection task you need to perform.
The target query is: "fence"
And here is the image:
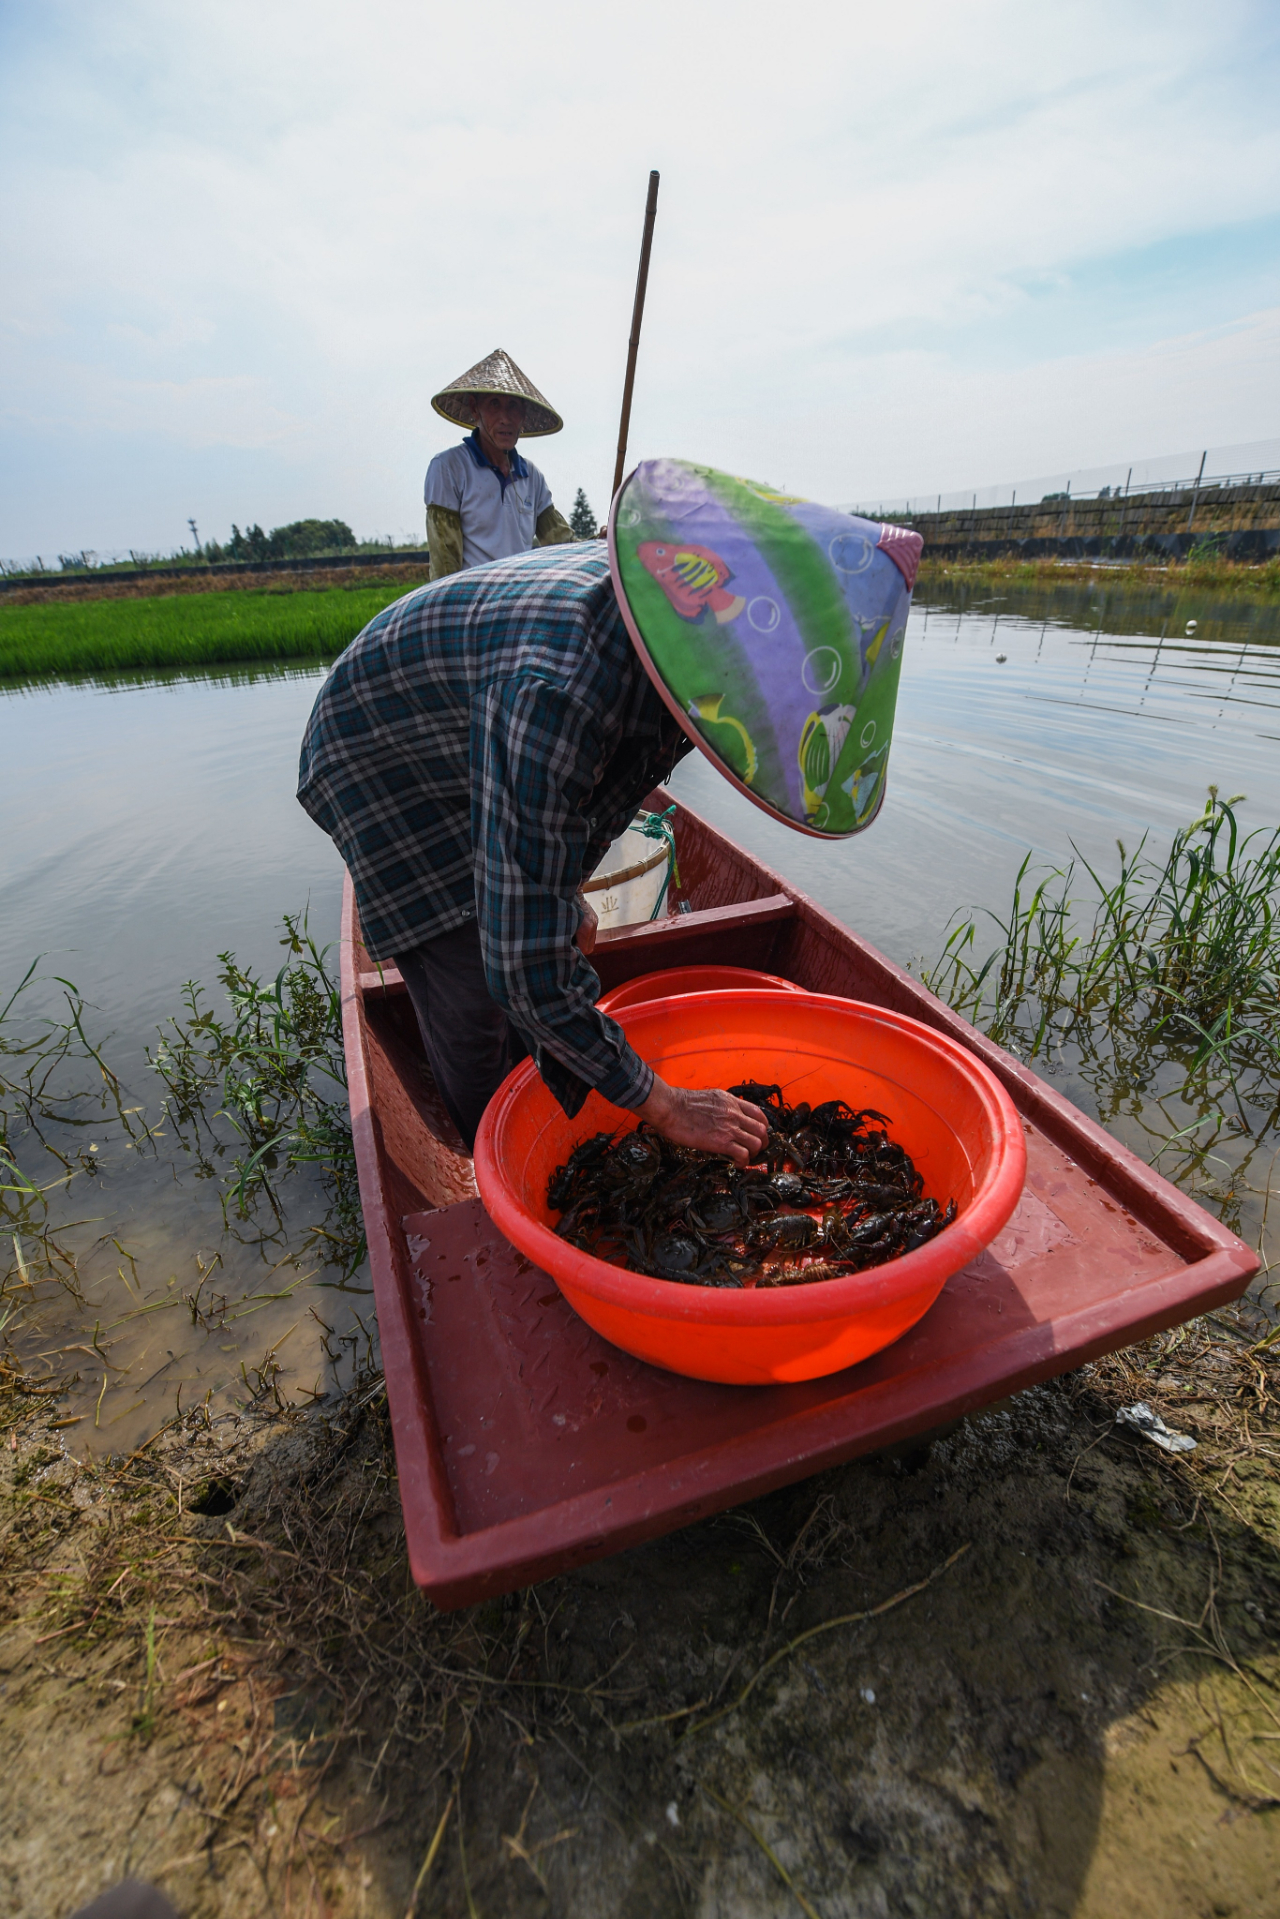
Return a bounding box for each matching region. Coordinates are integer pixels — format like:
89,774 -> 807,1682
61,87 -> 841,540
845,435 -> 1280,520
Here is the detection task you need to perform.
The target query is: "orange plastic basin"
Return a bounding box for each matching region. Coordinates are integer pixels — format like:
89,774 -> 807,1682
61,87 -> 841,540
599,965 -> 807,1013
475,991 -> 1027,1385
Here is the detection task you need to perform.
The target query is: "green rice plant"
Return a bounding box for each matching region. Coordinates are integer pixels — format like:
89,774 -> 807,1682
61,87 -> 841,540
0,583 -> 414,681
150,914 -> 364,1276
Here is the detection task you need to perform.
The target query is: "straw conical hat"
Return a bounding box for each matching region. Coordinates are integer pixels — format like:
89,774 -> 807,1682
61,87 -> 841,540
431,348 -> 563,437
609,459 -> 922,838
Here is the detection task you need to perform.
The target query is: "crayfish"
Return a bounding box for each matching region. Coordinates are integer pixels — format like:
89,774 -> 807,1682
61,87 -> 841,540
545,1083 -> 957,1290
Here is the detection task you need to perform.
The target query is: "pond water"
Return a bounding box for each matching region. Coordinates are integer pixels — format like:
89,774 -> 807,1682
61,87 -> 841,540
4,579 -> 1279,1447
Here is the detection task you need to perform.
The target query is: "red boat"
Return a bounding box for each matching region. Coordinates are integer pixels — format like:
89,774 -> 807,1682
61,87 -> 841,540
340,790 -> 1258,1609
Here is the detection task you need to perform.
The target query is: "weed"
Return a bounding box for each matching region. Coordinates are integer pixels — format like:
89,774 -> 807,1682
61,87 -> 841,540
1,962 -> 146,1307
150,913 -> 364,1277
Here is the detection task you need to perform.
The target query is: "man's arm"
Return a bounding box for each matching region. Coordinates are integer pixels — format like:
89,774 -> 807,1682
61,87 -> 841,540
533,504 -> 575,547
470,676 -> 766,1161
427,505 -> 464,581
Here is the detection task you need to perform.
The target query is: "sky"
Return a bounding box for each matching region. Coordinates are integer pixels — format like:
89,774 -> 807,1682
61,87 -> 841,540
2,0 -> 1278,559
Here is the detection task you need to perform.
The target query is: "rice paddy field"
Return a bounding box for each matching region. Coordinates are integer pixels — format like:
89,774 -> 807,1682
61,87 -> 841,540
0,581 -> 413,679
4,572 -> 1280,1916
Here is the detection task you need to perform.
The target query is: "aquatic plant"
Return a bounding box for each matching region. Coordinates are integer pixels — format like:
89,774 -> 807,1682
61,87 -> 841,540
1,962 -> 146,1305
150,914 -> 364,1276
922,791 -> 1280,1233
0,582 -> 413,681
926,791 -> 1277,1053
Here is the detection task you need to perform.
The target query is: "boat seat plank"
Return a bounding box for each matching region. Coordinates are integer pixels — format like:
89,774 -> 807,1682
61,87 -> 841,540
357,894 -> 798,1000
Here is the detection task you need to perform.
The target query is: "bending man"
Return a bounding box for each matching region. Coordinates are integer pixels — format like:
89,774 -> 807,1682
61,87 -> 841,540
299,459 -> 920,1164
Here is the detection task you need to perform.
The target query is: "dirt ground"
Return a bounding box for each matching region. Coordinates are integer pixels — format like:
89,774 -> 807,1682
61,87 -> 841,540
4,1306 -> 1280,1919
0,562 -> 432,607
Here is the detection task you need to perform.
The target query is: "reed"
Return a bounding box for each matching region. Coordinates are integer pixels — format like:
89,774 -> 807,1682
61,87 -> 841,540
0,583 -> 412,680
922,792 -> 1280,1184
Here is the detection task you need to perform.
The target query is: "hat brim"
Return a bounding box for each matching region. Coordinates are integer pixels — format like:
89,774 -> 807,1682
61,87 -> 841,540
607,473 -> 888,841
608,460 -> 917,839
431,390 -> 563,437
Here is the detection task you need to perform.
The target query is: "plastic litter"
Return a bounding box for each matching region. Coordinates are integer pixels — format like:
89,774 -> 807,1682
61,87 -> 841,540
1116,1401 -> 1197,1453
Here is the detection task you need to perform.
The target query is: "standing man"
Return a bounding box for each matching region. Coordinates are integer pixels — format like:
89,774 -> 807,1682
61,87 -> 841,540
424,348 -> 575,581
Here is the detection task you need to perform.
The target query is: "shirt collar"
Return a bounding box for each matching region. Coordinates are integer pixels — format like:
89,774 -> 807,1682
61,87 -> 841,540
464,430 -> 528,488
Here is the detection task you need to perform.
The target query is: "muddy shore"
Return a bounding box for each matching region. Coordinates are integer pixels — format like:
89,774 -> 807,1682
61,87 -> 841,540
5,1302 -> 1280,1918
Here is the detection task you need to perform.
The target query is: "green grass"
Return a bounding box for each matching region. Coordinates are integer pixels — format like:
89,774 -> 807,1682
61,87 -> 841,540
0,584 -> 414,680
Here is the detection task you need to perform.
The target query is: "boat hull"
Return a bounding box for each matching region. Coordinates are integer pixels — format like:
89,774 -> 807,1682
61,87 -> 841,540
341,788 -> 1258,1608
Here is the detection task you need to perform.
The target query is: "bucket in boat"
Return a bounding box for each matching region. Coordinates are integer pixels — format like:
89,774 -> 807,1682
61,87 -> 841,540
599,965 -> 807,1013
475,989 -> 1026,1385
583,808 -> 677,931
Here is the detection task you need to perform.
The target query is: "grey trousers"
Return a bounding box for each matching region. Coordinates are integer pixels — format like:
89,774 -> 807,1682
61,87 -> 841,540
395,919 -> 527,1154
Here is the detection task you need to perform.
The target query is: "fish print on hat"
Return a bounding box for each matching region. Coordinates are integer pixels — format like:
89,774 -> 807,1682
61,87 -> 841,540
609,460 -> 922,837
636,540 -> 747,626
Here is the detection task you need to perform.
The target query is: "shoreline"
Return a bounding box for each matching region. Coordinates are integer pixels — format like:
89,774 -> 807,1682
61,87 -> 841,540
916,552 -> 1280,604
5,1302 -> 1279,1914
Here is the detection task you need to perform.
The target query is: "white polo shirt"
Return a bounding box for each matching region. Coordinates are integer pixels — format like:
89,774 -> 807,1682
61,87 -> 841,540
423,433 -> 554,570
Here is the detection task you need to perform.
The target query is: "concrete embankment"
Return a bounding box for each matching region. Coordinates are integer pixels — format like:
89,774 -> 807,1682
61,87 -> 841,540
900,478 -> 1280,562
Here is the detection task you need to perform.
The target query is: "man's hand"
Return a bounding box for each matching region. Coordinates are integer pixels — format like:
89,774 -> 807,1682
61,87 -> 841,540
634,1078 -> 770,1167
575,890 -> 598,955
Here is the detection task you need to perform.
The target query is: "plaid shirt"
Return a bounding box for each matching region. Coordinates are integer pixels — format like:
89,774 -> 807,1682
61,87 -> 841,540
297,545 -> 689,1115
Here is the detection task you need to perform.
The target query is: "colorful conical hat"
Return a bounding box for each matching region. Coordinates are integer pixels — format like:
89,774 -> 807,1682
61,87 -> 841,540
609,460 -> 923,838
430,348 -> 563,437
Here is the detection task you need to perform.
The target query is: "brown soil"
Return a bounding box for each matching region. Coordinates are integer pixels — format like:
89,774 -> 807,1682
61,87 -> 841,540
4,1308 -> 1280,1918
0,564 -> 432,608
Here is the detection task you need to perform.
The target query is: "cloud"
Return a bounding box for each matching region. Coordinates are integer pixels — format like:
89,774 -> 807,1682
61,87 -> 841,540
3,367 -> 305,451
748,307 -> 1280,505
0,0 -> 1277,550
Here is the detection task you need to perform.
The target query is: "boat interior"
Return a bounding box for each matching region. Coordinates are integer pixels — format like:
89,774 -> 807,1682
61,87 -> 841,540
341,789 -> 1256,1605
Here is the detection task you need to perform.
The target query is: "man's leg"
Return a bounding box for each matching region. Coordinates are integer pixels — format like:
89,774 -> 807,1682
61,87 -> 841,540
394,921 -> 523,1153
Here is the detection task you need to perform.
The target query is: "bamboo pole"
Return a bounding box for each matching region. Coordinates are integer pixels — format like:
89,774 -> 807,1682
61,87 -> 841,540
1185,448 -> 1207,533
611,170 -> 660,504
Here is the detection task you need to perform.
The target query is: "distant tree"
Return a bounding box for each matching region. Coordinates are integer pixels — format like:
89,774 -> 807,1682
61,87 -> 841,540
268,518 -> 358,558
569,489 -> 597,539
226,523 -> 272,562
224,518 -> 357,563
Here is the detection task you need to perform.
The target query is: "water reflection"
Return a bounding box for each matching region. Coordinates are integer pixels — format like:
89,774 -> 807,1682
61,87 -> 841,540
672,578 -> 1280,1285
3,665 -> 352,1450
672,581 -> 1280,967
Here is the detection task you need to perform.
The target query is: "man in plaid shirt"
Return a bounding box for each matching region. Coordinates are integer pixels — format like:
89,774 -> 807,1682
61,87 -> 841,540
297,543 -> 768,1162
